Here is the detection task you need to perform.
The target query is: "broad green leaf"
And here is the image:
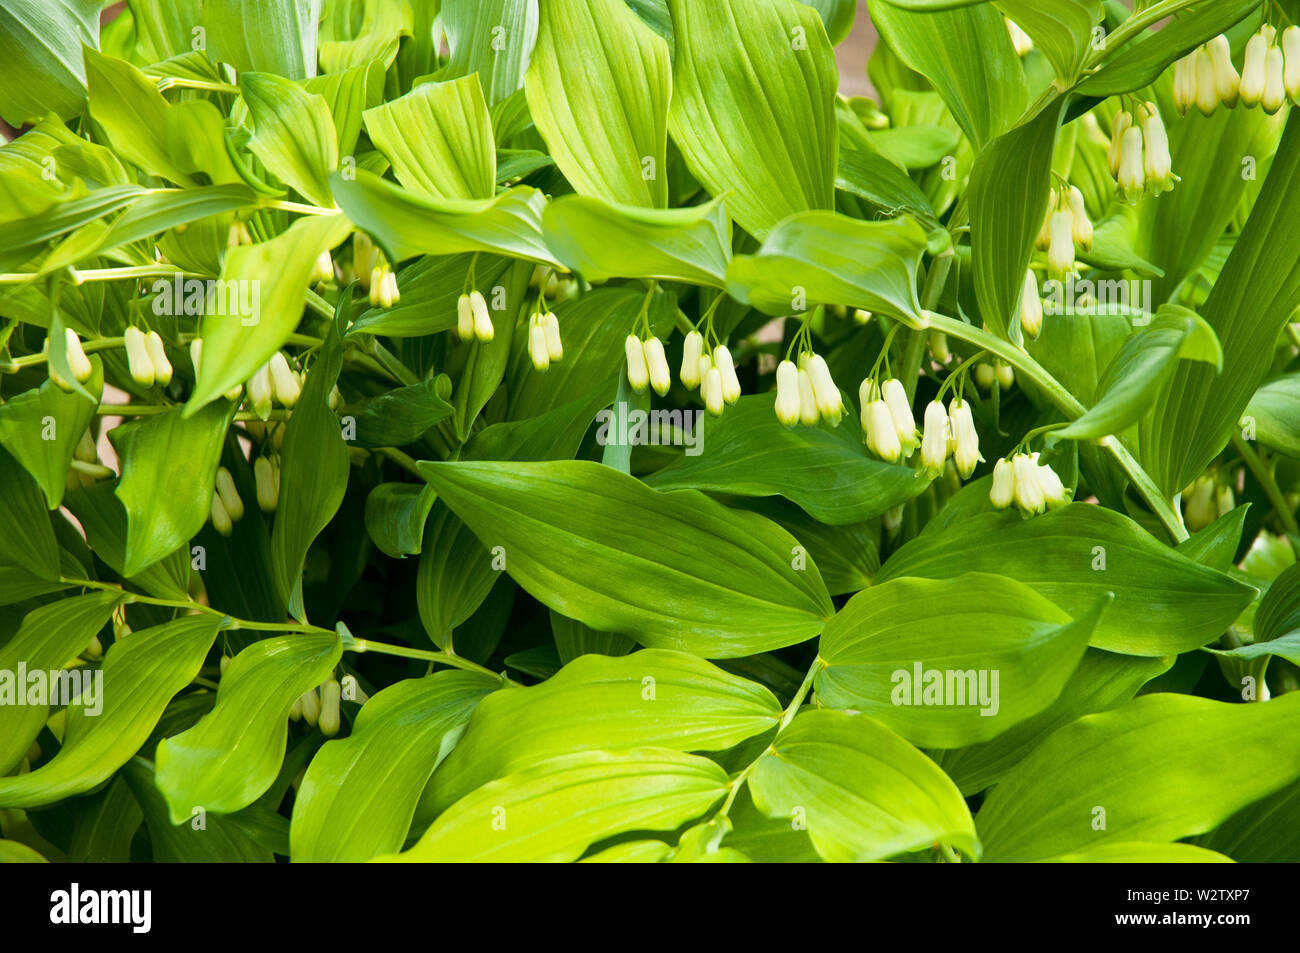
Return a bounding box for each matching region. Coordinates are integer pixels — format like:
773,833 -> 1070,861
878,503 -> 1255,656
64,481 -> 192,601
801,0 -> 856,45
111,400 -> 235,577
1057,307 -> 1223,440
1141,112 -> 1300,496
749,709 -> 979,862
331,170 -> 561,267
125,0 -> 202,62
187,212 -> 352,411
645,394 -> 928,524
995,1 -> 1100,86
441,0 -> 539,106
0,840 -> 48,863
305,60 -> 384,157
291,671 -> 498,862
423,650 -> 781,815
163,101 -> 244,187
977,692 -> 1300,861
836,142 -> 940,232
1254,562 -> 1300,644
0,591 -> 121,775
270,331 -> 348,613
542,194 -> 732,287
969,100 -> 1062,338
395,748 -> 728,862
240,73 -> 339,209
102,186 -> 258,251
524,0 -> 670,208
416,502 -> 497,650
343,377 -> 454,448
65,776 -> 142,863
817,575 -> 1104,748
667,0 -> 838,239
0,360 -> 101,509
866,0 -> 1026,150
1195,782 -> 1300,863
1040,842 -> 1233,863
363,75 -> 496,201
364,482 -> 436,558
122,758 -> 272,862
0,185 -> 145,272
156,633 -> 342,822
551,610 -> 636,665
934,649 -> 1171,795
319,0 -> 412,72
0,1 -> 99,126
726,212 -> 929,325
581,840 -> 673,863
0,615 -> 221,809
83,49 -> 195,187
418,460 -> 834,657
203,0 -> 321,80
1176,504 -> 1249,573
1245,374 -> 1300,458
737,498 -> 879,596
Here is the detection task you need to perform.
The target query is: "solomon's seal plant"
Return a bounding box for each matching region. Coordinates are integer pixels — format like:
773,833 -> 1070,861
0,0 -> 1299,867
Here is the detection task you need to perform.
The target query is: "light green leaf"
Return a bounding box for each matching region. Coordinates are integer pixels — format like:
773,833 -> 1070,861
84,48 -> 195,187
524,0 -> 670,208
418,460 -> 834,657
726,212 -> 929,325
422,650 -> 781,816
395,748 -> 728,862
291,671 -> 498,862
0,1 -> 99,126
1245,374 -> 1300,458
0,615 -> 221,810
240,72 -> 339,208
156,633 -> 341,822
0,360 -> 101,509
878,503 -> 1256,656
542,194 -> 732,287
749,708 -> 979,862
202,0 -> 321,80
65,481 -> 192,601
441,0 -> 538,106
364,75 -> 496,201
319,0 -> 412,72
995,0 -> 1101,86
977,692 -> 1300,861
1039,842 -> 1233,863
667,0 -> 838,239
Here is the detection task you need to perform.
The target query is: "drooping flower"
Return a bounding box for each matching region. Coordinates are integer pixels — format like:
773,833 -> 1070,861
805,353 -> 841,421
1020,268 -> 1043,339
714,345 -> 742,405
880,378 -> 918,455
123,327 -> 154,387
949,398 -> 983,479
863,396 -> 902,463
774,360 -> 801,427
528,313 -> 550,372
144,331 -> 172,386
215,466 -> 244,522
679,330 -> 704,389
469,290 -> 493,341
456,293 -> 475,340
989,457 -> 1016,509
624,335 -> 649,393
919,401 -> 949,477
268,352 -> 301,407
644,336 -> 673,397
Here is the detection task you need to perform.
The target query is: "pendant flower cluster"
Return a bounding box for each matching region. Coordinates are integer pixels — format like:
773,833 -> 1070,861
1176,27 -> 1300,117
1108,103 -> 1176,202
990,452 -> 1070,516
775,351 -> 842,427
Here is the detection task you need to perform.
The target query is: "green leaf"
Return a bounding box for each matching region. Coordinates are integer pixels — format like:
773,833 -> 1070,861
65,776 -> 142,863
111,401 -> 235,577
187,212 -> 352,411
125,0 -> 202,62
1039,842 -> 1234,863
749,708 -> 979,862
0,615 -> 221,810
240,73 -> 339,208
995,1 -> 1100,86
396,748 -> 728,862
976,692 -> 1300,861
291,671 -> 498,862
0,591 -> 122,775
441,0 -> 539,107
364,483 -> 435,560
1176,504 -> 1249,573
0,447 -> 59,582
363,75 -> 496,201
969,100 -> 1062,338
416,502 -> 497,650
866,0 -> 1027,150
934,649 -> 1170,795
836,142 -> 940,232
542,194 -> 732,287
801,0 -> 856,45
1195,782 -> 1300,863
1141,112 -> 1300,496
644,393 -> 928,524
331,170 -> 561,267
726,212 -> 930,325
0,360 -> 102,509
1057,307 -> 1223,440
423,650 -> 780,816
418,460 -> 834,657
319,0 -> 412,72
0,841 -> 48,863
0,1 -> 99,126
202,0 -> 321,80
84,49 -> 195,186
667,0 -> 838,238
343,378 -> 454,448
1254,562 -> 1300,644
1246,374 -> 1300,458
64,481 -> 192,601
551,609 -> 636,664
817,575 -> 1105,748
156,633 -> 341,822
878,503 -> 1256,656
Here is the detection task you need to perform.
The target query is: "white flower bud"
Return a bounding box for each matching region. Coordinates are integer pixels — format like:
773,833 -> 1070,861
644,336 -> 672,396
353,232 -> 376,288
1208,35 -> 1240,108
1037,460 -> 1070,509
1006,17 -> 1033,57
1262,45 -> 1286,113
1012,453 -> 1046,515
679,330 -> 704,388
1240,29 -> 1270,107
974,363 -> 995,391
248,362 -> 273,418
1183,476 -> 1216,531
1142,107 -> 1176,195
1284,26 -> 1300,103
1107,112 -> 1131,176
289,697 -> 303,721
318,678 -> 341,738
714,344 -> 741,404
124,326 -> 154,387
310,250 -> 333,285
1116,126 -> 1146,203
268,351 -> 300,408
996,362 -> 1015,390
470,290 -> 493,342
544,312 -> 563,361
1047,209 -> 1076,280
1020,268 -> 1043,338
64,329 -> 93,383
880,378 -> 918,455
456,293 -> 475,340
210,492 -> 233,537
929,330 -> 951,364
864,400 -> 902,463
703,366 -> 725,417
1172,52 -> 1196,116
1035,188 -> 1056,251
852,308 -> 872,325
254,455 -> 278,513
1216,483 -> 1235,517
1066,186 -> 1092,251
299,688 -> 320,727
144,331 -> 172,386
1193,47 -> 1219,116
625,335 -> 649,393
215,465 -> 244,522
919,401 -> 949,477
949,398 -> 983,479
990,457 -> 1015,509
774,360 -> 801,427
528,315 -> 550,372
806,354 -> 841,419
798,367 -> 820,426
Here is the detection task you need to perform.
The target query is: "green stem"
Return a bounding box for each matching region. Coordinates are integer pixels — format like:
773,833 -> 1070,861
376,446 -> 424,479
0,265 -> 195,286
1082,0 -> 1206,72
1233,432 -> 1300,536
348,637 -> 516,685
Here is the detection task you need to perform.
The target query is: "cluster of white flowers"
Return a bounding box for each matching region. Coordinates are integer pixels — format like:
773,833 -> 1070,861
1182,474 -> 1236,531
1109,103 -> 1176,202
290,678 -> 342,737
456,291 -> 495,342
666,329 -> 741,415
253,455 -> 281,513
209,465 -> 244,536
990,452 -> 1070,516
1035,186 -> 1092,284
353,232 -> 399,309
527,311 -> 564,371
244,351 -> 303,418
1176,27 -> 1300,117
774,351 -> 843,427
121,326 -> 173,388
